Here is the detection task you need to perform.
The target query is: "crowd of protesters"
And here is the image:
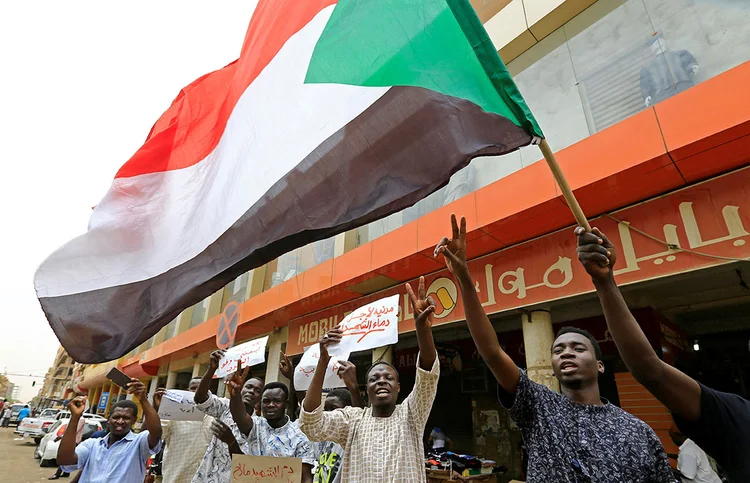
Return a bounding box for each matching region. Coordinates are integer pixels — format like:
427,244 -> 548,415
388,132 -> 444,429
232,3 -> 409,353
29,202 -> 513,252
52,215 -> 749,482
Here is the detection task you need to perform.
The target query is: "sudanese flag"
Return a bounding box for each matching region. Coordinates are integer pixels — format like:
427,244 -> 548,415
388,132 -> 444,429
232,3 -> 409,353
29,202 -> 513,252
35,0 -> 543,363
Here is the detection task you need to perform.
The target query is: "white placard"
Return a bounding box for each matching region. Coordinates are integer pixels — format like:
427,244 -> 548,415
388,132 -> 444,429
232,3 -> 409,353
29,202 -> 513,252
158,390 -> 204,421
214,335 -> 269,378
293,343 -> 350,391
327,295 -> 399,356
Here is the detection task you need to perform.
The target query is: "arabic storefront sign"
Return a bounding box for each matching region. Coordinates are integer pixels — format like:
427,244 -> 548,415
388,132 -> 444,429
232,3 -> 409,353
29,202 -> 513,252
287,167 -> 750,355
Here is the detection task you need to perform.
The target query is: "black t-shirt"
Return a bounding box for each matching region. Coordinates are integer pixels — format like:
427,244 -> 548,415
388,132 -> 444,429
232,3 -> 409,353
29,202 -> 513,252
673,383 -> 750,482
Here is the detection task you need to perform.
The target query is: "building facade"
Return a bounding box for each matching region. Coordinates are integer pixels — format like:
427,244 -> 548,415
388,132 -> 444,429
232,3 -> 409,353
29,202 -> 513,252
74,0 -> 750,479
36,346 -> 77,409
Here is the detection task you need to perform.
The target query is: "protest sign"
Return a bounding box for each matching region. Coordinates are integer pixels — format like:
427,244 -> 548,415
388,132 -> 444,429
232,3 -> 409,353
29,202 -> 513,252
327,294 -> 399,356
158,389 -> 203,421
231,455 -> 302,483
214,335 -> 269,378
293,343 -> 350,391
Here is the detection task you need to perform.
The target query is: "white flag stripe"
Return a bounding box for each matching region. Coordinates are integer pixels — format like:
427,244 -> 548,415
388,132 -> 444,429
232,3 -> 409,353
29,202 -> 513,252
35,6 -> 389,298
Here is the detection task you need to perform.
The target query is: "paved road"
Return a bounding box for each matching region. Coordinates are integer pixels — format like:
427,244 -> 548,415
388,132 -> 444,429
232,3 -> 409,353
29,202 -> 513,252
0,427 -> 61,482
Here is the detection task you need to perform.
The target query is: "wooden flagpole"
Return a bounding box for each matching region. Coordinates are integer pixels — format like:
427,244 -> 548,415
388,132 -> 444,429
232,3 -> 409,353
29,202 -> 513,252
538,139 -> 592,232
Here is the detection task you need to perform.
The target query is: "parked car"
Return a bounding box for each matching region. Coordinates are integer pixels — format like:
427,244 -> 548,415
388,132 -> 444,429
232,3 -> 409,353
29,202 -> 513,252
35,417 -> 104,467
14,409 -> 62,444
8,404 -> 27,426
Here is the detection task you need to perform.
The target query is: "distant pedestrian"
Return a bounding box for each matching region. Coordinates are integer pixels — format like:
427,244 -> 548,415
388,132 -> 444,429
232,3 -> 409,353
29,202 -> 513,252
17,405 -> 30,423
0,406 -> 11,427
669,428 -> 721,483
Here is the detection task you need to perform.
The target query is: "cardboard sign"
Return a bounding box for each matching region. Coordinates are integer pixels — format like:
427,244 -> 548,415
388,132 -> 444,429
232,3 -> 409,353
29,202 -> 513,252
217,301 -> 240,350
327,295 -> 399,356
231,455 -> 302,483
158,390 -> 203,421
293,343 -> 350,391
215,336 -> 269,379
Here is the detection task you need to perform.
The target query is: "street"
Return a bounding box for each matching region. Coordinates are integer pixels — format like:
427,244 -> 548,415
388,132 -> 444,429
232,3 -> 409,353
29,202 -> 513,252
0,427 -> 59,482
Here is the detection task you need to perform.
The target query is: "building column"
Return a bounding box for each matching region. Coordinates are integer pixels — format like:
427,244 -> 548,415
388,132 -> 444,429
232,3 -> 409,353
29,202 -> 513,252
372,345 -> 393,365
521,310 -> 559,392
265,327 -> 289,385
148,377 -> 159,400
192,361 -> 202,378
166,371 -> 178,389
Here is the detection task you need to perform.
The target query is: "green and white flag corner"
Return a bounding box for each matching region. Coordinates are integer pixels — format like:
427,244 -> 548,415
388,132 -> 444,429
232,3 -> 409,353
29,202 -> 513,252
35,0 -> 543,363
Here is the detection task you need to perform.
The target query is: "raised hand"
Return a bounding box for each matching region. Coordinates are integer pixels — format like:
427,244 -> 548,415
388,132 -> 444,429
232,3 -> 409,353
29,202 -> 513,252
434,214 -> 469,280
575,226 -> 617,283
126,379 -> 147,401
319,325 -> 343,359
406,276 -> 436,329
225,360 -> 249,399
337,360 -> 358,387
279,351 -> 293,380
68,396 -> 86,417
153,388 -> 167,411
209,419 -> 237,445
209,350 -> 226,372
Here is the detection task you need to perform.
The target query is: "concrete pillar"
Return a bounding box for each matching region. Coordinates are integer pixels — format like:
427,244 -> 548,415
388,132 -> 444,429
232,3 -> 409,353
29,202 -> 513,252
148,377 -> 159,400
192,361 -> 202,378
521,310 -> 559,392
166,371 -> 178,389
372,345 -> 394,365
265,327 -> 289,385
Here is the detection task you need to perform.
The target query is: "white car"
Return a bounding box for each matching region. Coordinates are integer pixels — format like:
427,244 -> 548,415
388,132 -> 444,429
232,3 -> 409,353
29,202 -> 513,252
14,409 -> 61,444
34,417 -> 104,467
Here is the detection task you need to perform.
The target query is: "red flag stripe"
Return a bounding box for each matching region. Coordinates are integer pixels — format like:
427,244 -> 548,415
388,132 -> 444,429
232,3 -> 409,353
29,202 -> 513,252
115,0 -> 337,180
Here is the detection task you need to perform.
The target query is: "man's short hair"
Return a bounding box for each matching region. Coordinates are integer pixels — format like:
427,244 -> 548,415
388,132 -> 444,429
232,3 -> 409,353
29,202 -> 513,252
262,381 -> 289,399
110,400 -> 139,418
246,376 -> 264,386
326,388 -> 353,406
554,326 -> 603,360
365,361 -> 400,381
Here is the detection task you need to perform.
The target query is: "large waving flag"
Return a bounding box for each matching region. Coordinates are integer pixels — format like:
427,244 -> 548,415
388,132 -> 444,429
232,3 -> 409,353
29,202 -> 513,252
35,0 -> 543,363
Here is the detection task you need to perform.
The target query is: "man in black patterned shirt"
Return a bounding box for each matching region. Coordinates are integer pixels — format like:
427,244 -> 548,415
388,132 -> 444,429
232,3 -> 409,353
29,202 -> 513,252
435,215 -> 675,482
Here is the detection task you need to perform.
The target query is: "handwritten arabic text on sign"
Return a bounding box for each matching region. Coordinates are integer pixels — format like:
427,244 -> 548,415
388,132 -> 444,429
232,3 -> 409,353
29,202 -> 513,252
215,336 -> 269,379
158,390 -> 203,421
231,455 -> 302,483
293,343 -> 350,391
327,295 -> 399,356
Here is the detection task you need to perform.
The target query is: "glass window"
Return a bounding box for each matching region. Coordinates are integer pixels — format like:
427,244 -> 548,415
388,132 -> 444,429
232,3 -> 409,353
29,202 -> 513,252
190,297 -> 210,328
269,237 -> 335,288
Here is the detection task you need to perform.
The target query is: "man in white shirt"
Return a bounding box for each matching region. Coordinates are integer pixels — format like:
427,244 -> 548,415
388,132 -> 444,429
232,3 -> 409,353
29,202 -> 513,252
670,428 -> 721,483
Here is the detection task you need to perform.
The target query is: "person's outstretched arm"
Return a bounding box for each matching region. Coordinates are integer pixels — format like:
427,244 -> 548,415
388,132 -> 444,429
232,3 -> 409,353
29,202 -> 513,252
194,350 -> 224,405
127,379 -> 162,449
406,276 -> 437,370
337,361 -> 364,408
226,362 -> 254,436
576,226 -> 701,421
57,396 -> 86,466
302,327 -> 343,413
435,215 -> 520,395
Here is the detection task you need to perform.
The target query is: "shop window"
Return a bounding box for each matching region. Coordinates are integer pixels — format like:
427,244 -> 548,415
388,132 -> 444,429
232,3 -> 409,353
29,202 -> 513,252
190,297 -> 210,328
222,272 -> 249,309
461,365 -> 489,393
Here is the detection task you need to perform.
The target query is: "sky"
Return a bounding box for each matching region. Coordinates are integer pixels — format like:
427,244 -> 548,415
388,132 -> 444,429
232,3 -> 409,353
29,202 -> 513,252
0,1 -> 258,403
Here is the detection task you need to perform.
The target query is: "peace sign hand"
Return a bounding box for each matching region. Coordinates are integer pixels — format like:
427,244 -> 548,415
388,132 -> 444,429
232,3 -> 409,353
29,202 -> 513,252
279,351 -> 293,380
406,276 -> 436,329
434,214 -> 469,281
225,360 -> 249,399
